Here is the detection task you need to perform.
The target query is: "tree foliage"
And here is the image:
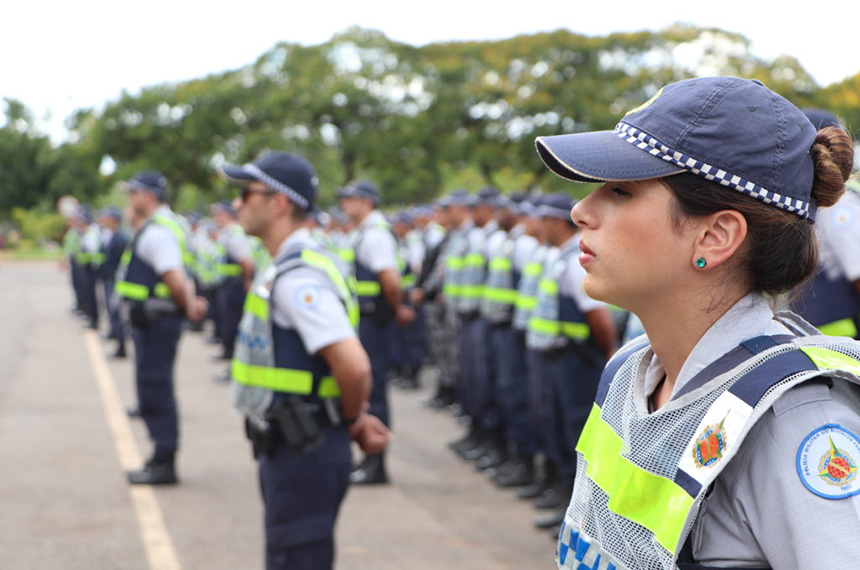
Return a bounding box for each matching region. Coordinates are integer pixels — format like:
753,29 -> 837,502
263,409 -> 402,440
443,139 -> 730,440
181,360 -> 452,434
1,25 -> 857,219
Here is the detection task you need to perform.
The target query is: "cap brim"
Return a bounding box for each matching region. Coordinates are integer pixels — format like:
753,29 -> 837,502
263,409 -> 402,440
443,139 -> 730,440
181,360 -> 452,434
218,164 -> 257,185
536,130 -> 685,183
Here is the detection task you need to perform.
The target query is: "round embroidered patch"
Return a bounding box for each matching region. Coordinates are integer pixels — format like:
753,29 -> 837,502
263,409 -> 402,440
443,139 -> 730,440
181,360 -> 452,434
294,284 -> 321,310
796,424 -> 860,499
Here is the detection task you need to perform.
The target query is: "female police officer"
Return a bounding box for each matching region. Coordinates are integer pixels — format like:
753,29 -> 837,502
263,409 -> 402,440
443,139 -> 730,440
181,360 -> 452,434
535,77 -> 858,569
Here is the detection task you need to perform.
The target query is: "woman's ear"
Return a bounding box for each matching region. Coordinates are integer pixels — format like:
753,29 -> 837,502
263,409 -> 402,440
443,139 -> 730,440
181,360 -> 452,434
692,210 -> 747,270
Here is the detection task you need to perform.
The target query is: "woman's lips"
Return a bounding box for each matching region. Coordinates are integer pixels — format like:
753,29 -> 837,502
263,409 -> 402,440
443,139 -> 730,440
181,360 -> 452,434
579,241 -> 596,266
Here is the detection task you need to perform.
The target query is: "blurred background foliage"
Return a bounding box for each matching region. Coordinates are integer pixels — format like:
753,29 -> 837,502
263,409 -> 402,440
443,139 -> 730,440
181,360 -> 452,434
0,24 -> 858,241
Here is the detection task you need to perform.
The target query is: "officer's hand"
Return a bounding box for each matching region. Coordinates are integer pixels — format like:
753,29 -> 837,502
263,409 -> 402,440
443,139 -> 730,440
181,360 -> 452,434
410,288 -> 425,306
186,296 -> 209,323
349,414 -> 391,455
395,305 -> 416,327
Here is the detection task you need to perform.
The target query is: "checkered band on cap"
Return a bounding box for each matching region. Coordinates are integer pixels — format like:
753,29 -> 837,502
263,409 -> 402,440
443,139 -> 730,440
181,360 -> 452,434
244,164 -> 310,210
615,122 -> 815,220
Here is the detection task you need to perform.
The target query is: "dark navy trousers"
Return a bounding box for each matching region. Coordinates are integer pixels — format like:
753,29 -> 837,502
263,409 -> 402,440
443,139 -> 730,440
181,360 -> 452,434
389,307 -> 427,375
102,278 -> 125,341
132,315 -> 183,459
456,315 -> 478,420
258,425 -> 351,570
496,328 -> 536,456
216,279 -> 246,358
540,346 -> 604,487
71,260 -> 87,311
359,317 -> 393,427
81,266 -> 99,326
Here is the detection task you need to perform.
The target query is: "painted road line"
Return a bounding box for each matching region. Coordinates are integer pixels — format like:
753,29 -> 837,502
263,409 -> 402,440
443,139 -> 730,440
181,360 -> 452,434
84,329 -> 182,570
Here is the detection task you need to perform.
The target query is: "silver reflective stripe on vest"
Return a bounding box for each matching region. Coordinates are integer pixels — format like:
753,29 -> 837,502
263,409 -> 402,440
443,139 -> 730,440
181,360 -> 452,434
558,325 -> 860,570
527,253 -> 567,351
513,245 -> 549,331
480,236 -> 516,323
443,229 -> 468,303
231,263 -> 278,416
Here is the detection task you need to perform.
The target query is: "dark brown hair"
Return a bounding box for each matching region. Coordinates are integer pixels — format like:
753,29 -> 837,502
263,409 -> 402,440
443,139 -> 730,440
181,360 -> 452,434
664,126 -> 854,296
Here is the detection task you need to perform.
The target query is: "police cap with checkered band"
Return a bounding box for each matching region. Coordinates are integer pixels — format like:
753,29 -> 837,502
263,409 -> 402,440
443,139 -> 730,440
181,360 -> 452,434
535,77 -> 819,220
219,151 -> 319,211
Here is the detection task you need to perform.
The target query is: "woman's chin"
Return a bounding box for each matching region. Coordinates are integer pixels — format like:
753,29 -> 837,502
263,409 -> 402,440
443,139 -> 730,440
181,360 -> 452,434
583,275 -> 612,304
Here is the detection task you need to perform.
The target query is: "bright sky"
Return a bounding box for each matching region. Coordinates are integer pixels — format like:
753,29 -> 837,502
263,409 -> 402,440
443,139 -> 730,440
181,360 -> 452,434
4,0 -> 859,142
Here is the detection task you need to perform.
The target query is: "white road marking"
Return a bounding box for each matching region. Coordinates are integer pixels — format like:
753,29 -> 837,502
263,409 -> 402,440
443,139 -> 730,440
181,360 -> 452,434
84,329 -> 182,570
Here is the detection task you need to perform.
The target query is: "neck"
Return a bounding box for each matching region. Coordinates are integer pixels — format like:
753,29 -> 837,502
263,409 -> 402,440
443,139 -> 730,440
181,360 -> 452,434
140,202 -> 161,220
637,284 -> 748,390
262,218 -> 302,257
354,209 -> 372,226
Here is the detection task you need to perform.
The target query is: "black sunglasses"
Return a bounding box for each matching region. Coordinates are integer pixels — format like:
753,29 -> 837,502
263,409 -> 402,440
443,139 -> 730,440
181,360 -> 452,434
241,187 -> 277,202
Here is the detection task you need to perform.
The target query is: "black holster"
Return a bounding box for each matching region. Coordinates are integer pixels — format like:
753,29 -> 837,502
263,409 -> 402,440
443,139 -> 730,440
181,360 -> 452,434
245,397 -> 327,459
127,298 -> 181,326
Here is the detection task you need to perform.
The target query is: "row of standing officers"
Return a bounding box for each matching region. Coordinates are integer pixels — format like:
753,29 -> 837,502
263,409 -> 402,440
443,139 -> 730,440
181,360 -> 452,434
60,134 -> 860,568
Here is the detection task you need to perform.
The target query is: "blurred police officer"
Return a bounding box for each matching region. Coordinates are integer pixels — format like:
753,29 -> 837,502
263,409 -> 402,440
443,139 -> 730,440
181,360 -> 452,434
793,109 -> 860,338
61,212 -> 86,314
96,206 -> 130,358
221,151 -> 389,570
117,170 -> 207,484
212,202 -> 254,362
413,197 -> 456,408
339,180 -> 413,485
79,207 -> 102,329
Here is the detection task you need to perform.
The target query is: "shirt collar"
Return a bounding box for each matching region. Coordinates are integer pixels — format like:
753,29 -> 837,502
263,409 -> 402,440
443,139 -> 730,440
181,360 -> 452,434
643,292 -> 794,402
359,210 -> 386,229
274,228 -> 313,261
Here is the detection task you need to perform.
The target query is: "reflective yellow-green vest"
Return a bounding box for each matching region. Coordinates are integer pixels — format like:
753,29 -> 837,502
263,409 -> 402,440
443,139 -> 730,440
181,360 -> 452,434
116,214 -> 188,302
352,219 -> 396,315
527,244 -> 589,350
559,331 -> 860,569
481,235 -> 518,324
513,245 -> 550,331
231,246 -> 359,408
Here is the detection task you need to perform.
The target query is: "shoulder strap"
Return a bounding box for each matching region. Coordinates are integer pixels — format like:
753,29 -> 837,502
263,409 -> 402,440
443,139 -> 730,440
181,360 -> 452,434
272,246 -> 359,328
594,336 -> 650,406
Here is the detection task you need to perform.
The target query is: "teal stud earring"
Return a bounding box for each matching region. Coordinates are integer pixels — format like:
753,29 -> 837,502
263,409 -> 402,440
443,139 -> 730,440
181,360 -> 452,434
695,258 -> 707,269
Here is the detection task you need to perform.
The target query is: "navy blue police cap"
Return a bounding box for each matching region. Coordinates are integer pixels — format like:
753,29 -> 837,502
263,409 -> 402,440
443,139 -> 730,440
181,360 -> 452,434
125,170 -> 168,201
537,192 -> 576,220
98,206 -> 123,221
536,77 -> 819,220
338,179 -> 381,207
476,186 -> 502,206
447,188 -> 477,207
219,151 -> 319,212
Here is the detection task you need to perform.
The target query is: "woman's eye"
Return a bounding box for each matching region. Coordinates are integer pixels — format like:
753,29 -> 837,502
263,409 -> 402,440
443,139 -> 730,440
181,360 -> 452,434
611,186 -> 630,197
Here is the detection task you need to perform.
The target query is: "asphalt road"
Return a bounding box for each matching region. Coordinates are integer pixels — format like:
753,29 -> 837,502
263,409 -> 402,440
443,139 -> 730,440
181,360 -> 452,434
0,261 -> 554,569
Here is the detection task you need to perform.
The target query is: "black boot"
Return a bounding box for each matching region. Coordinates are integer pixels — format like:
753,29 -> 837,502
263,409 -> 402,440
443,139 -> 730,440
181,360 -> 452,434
128,456 -> 178,485
111,341 -> 127,359
518,459 -> 556,499
494,455 -> 535,488
534,506 -> 566,529
349,453 -> 388,485
475,436 -> 509,471
423,383 -> 446,409
448,425 -> 481,455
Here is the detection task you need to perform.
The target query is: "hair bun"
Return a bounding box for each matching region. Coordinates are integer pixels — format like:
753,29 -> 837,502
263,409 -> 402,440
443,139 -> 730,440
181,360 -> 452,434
810,126 -> 854,208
